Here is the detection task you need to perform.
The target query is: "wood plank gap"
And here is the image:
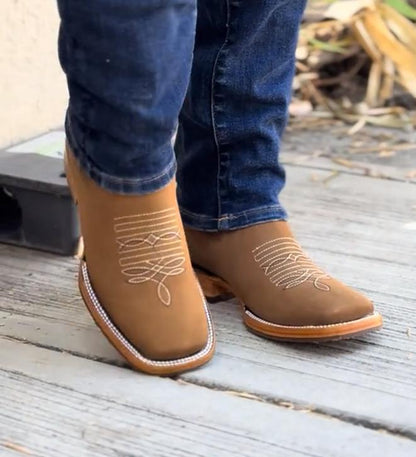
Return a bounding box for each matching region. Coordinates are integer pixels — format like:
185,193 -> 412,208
1,334 -> 126,368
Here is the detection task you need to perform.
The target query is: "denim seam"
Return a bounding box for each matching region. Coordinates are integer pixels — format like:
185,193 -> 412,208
180,204 -> 285,221
180,205 -> 287,232
210,0 -> 231,220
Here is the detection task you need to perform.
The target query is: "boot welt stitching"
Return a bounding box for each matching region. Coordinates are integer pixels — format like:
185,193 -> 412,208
81,261 -> 215,368
244,307 -> 381,330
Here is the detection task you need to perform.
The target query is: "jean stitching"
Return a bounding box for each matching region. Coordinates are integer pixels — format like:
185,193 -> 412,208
180,204 -> 285,221
210,0 -> 231,221
181,208 -> 287,231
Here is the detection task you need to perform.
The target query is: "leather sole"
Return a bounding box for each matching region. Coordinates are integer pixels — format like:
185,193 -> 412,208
194,267 -> 383,342
79,260 -> 215,375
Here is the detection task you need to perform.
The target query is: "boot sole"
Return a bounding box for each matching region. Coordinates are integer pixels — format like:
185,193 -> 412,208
194,267 -> 383,342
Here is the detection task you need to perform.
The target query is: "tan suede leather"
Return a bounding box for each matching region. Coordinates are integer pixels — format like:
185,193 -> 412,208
65,145 -> 214,373
185,221 -> 382,340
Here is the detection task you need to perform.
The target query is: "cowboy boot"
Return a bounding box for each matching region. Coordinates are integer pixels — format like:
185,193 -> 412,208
185,221 -> 382,341
65,145 -> 215,375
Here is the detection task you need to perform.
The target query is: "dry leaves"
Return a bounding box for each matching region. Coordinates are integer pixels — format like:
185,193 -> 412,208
2,442 -> 32,455
292,0 -> 416,130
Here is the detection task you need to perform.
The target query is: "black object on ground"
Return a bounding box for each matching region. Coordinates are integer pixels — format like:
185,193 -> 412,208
0,135 -> 79,256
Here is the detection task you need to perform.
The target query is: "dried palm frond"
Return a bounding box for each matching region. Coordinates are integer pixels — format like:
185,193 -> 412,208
293,0 -> 416,129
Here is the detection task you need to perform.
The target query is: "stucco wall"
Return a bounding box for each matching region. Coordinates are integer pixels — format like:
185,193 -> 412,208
0,0 -> 67,149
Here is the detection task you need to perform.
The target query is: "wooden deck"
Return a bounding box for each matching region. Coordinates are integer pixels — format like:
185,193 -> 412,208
1,125 -> 416,456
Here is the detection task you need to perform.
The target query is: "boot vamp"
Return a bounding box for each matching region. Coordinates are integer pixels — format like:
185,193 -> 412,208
186,223 -> 374,326
67,149 -> 209,360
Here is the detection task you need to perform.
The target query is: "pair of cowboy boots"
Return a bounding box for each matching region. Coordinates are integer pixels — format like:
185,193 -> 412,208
65,145 -> 382,376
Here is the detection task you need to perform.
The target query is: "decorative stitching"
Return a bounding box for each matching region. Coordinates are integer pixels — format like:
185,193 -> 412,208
252,237 -> 331,291
81,261 -> 214,368
114,208 -> 185,306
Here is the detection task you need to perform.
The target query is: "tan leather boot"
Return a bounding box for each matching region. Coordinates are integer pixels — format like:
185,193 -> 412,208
185,221 -> 382,341
65,145 -> 215,375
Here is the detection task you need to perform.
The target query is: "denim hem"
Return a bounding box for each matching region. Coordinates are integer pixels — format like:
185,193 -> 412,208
180,205 -> 288,231
66,133 -> 177,195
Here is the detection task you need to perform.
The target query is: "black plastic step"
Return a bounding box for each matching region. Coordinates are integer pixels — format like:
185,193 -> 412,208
0,131 -> 79,255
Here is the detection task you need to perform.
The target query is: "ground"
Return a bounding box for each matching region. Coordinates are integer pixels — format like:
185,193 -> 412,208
1,123 -> 415,456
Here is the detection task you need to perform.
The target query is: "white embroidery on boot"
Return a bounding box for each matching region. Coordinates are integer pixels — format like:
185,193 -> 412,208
252,237 -> 331,291
114,208 -> 185,306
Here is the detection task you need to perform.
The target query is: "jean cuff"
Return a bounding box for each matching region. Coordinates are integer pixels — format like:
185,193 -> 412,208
66,124 -> 177,195
180,205 -> 288,231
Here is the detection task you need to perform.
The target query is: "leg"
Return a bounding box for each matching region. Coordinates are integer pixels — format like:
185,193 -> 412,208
59,0 -> 194,193
176,0 -> 305,230
57,0 -> 215,374
178,0 -> 382,340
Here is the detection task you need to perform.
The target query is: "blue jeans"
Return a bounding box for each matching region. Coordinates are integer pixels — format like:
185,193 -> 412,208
58,0 -> 307,231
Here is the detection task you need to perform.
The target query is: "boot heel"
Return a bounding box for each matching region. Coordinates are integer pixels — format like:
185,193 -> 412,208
194,267 -> 234,303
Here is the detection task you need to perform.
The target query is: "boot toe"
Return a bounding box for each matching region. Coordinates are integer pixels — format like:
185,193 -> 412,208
140,312 -> 209,361
327,291 -> 374,324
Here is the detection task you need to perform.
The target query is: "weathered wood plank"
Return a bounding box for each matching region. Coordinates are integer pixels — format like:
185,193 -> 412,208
1,338 -> 416,457
1,166 -> 415,438
1,293 -> 415,437
282,122 -> 416,183
281,152 -> 416,183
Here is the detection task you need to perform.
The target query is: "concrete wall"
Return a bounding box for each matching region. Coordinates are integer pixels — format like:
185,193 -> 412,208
0,0 -> 67,148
